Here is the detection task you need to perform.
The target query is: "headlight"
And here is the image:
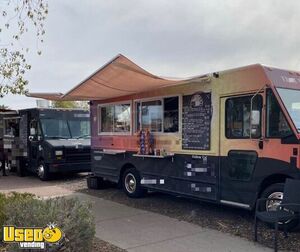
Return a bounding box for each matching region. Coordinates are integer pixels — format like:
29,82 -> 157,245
55,150 -> 63,156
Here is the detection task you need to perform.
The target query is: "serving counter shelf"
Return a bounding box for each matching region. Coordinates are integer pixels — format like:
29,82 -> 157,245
132,153 -> 174,162
96,149 -> 126,155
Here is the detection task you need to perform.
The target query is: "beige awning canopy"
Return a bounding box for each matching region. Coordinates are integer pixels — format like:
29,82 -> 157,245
27,54 -> 205,101
26,92 -> 64,100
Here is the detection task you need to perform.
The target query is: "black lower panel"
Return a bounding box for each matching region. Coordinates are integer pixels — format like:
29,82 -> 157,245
220,155 -> 300,208
92,149 -> 300,209
92,151 -> 219,201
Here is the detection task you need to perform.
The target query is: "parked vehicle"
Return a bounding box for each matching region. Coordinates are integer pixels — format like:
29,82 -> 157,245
28,55 -> 300,215
1,108 -> 91,180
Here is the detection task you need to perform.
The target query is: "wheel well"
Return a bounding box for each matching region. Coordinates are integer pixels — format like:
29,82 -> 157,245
119,163 -> 135,184
259,174 -> 291,197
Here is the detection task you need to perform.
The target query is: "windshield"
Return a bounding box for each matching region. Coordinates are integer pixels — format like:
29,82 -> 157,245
40,118 -> 90,139
40,119 -> 71,138
68,120 -> 90,138
277,88 -> 300,132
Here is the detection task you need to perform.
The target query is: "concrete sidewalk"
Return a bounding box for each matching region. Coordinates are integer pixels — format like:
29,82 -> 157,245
74,193 -> 271,252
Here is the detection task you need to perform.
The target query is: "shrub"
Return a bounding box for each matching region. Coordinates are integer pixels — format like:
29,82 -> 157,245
0,192 -> 34,240
0,193 -> 95,252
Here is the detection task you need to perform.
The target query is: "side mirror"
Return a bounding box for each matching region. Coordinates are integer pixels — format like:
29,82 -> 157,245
30,128 -> 36,135
250,110 -> 261,137
251,110 -> 260,126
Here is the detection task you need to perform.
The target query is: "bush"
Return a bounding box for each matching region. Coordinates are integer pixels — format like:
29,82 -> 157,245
0,192 -> 34,240
0,193 -> 95,252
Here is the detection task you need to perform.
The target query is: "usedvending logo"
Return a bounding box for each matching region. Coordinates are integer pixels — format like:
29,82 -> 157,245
3,223 -> 63,249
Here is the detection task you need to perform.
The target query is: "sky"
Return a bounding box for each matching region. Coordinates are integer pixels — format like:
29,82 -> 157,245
1,0 -> 300,109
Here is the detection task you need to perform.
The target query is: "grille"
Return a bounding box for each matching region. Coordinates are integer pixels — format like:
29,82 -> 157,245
64,148 -> 91,162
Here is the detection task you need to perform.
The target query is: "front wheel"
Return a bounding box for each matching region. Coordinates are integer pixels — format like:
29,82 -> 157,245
37,161 -> 50,181
122,168 -> 146,198
260,183 -> 299,231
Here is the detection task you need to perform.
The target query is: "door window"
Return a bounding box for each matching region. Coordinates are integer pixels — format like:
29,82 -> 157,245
225,95 -> 262,138
29,120 -> 41,140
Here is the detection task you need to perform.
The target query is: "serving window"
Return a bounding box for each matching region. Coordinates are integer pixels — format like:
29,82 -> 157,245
98,103 -> 131,134
135,96 -> 179,133
4,117 -> 20,137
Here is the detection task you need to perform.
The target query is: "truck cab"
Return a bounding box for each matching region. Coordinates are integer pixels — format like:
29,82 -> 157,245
5,108 -> 91,180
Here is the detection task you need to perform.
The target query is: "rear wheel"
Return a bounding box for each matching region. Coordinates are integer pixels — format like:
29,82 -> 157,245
37,161 -> 50,181
122,168 -> 146,198
260,183 -> 299,231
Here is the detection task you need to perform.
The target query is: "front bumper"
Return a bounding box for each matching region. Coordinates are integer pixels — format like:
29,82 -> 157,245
48,162 -> 91,173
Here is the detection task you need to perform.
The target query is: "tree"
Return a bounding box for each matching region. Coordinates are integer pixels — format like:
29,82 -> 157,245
52,101 -> 89,109
0,0 -> 48,97
52,101 -> 78,109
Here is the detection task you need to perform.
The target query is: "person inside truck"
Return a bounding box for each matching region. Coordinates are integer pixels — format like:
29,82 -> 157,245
5,120 -> 19,137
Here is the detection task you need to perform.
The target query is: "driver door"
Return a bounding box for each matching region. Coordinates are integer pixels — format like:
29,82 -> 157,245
219,93 -> 264,208
28,119 -> 42,170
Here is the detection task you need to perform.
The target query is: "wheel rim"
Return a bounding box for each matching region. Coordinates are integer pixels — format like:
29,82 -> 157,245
266,192 -> 283,211
37,164 -> 44,178
266,191 -> 293,225
125,173 -> 136,193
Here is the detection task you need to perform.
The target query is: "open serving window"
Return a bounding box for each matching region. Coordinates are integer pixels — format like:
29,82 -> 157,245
135,96 -> 179,133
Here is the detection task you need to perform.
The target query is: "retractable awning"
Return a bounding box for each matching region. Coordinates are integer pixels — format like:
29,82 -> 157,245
27,54 -> 205,101
26,92 -> 64,100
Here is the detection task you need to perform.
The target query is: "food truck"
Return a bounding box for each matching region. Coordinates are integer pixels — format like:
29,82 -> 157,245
28,55 -> 300,215
1,108 -> 91,180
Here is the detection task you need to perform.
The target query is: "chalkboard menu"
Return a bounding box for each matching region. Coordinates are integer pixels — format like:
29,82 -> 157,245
182,92 -> 212,150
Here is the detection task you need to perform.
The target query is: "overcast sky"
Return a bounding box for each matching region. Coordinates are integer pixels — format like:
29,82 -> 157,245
1,0 -> 300,109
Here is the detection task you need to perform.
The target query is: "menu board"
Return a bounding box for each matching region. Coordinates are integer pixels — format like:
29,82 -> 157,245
182,92 -> 212,150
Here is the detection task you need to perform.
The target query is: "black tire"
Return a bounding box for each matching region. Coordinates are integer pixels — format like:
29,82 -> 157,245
87,176 -> 111,189
16,158 -> 26,177
260,183 -> 299,231
122,168 -> 146,198
37,160 -> 50,181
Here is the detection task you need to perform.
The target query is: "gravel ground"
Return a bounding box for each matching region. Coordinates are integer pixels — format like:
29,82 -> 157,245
92,238 -> 126,252
57,175 -> 299,252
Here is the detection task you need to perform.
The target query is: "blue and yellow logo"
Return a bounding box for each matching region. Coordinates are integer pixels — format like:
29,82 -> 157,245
3,223 -> 63,249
